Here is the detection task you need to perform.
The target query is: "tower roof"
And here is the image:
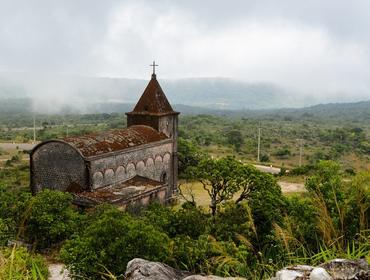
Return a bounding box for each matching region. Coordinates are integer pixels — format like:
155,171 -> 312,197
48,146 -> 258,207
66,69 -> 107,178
127,74 -> 178,116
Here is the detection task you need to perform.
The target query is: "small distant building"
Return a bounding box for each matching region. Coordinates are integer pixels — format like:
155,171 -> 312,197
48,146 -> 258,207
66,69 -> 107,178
30,70 -> 179,208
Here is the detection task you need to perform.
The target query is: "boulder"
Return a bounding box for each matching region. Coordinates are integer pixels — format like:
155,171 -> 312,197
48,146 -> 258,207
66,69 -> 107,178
321,258 -> 370,280
271,265 -> 314,279
272,269 -> 304,280
125,258 -> 190,280
309,267 -> 332,280
125,258 -> 246,280
183,276 -> 245,280
271,258 -> 369,280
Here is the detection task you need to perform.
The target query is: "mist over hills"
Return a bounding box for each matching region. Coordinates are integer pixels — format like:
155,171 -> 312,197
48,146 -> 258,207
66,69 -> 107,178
0,72 -> 338,113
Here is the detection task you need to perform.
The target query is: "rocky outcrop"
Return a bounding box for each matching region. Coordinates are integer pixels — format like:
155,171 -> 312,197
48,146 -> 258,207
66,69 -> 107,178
271,258 -> 370,280
321,258 -> 369,279
124,258 -> 246,280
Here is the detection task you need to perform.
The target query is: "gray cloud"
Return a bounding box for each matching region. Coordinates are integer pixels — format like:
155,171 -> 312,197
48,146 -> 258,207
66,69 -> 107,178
0,0 -> 369,101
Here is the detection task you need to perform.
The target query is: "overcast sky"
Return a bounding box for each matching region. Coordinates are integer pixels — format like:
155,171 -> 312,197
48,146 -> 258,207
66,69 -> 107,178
0,0 -> 369,99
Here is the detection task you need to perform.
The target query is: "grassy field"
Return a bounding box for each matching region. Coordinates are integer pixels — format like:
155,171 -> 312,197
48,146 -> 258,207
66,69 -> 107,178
178,179 -> 305,208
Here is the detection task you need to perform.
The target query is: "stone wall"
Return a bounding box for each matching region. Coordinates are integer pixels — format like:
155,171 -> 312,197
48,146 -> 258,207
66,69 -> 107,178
31,141 -> 88,193
89,141 -> 173,190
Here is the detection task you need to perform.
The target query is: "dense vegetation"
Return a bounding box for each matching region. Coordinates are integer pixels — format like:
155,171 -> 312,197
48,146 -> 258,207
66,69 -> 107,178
0,102 -> 369,278
1,104 -> 369,171
0,157 -> 369,279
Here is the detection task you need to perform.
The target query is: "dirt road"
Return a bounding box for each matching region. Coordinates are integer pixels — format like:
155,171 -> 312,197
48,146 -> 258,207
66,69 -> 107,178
0,142 -> 37,150
254,164 -> 281,174
278,181 -> 305,193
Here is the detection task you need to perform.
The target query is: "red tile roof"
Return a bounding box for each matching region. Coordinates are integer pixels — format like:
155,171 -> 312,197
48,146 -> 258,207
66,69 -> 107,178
127,74 -> 178,116
63,125 -> 168,157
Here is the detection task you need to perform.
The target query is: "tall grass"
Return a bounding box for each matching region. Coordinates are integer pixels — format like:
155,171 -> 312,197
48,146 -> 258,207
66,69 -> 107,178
0,245 -> 48,279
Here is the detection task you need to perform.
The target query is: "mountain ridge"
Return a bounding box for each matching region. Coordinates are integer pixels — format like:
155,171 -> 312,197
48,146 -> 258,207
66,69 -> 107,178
0,72 -> 347,111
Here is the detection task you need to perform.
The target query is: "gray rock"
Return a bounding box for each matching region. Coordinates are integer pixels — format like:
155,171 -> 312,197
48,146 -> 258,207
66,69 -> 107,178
125,258 -> 246,280
271,265 -> 314,280
125,258 -> 190,280
273,269 -> 304,280
48,263 -> 71,280
309,267 -> 332,280
271,258 -> 370,280
183,276 -> 245,280
321,258 -> 370,280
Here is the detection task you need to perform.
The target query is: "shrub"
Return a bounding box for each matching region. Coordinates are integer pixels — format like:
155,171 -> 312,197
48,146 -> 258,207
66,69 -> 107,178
213,202 -> 253,242
288,164 -> 316,176
169,234 -> 257,277
60,205 -> 170,279
0,218 -> 15,246
283,195 -> 318,249
247,173 -> 285,246
142,203 -> 209,239
260,154 -> 270,162
0,185 -> 31,242
24,190 -> 81,249
171,204 -> 209,239
274,148 -> 291,159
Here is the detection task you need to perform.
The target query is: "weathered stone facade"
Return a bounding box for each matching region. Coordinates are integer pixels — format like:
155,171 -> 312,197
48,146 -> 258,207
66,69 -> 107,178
89,140 -> 173,190
30,73 -> 179,207
31,141 -> 88,193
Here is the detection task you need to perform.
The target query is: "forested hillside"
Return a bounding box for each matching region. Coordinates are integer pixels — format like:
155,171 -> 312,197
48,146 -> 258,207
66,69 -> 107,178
0,72 -> 335,110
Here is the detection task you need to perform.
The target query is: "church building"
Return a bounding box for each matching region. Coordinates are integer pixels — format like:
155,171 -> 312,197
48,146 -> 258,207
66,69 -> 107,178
30,67 -> 179,208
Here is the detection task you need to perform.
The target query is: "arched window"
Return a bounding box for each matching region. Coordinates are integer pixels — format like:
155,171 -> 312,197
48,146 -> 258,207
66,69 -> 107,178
160,172 -> 168,183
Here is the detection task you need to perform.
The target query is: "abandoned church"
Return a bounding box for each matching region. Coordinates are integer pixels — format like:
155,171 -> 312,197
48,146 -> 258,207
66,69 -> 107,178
30,68 -> 179,208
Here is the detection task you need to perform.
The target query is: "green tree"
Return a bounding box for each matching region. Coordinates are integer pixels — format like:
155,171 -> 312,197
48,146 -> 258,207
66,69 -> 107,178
188,157 -> 243,217
226,130 -> 244,152
177,137 -> 203,178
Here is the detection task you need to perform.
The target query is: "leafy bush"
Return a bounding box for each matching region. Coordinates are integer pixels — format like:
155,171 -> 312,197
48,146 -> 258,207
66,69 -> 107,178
172,204 -> 209,239
60,204 -> 170,279
0,246 -> 48,280
288,164 -> 316,176
0,185 -> 31,243
274,148 -> 291,159
282,195 -> 318,249
24,190 -> 81,249
213,202 -> 253,242
247,172 -> 285,245
142,203 -> 209,239
169,234 -> 250,277
260,153 -> 270,162
225,129 -> 244,152
0,218 -> 15,246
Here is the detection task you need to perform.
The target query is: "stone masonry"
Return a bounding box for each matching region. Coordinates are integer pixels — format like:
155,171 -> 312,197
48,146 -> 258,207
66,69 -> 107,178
30,72 -> 179,207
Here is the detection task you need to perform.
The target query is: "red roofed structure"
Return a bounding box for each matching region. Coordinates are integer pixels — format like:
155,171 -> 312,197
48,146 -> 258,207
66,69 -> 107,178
30,68 -> 179,208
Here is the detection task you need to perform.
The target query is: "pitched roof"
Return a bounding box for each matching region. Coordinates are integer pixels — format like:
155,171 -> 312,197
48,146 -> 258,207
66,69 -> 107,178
127,74 -> 178,116
62,125 -> 168,157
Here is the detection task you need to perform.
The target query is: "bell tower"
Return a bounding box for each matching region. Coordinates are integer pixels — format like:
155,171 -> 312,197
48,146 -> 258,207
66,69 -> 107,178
126,62 -> 179,139
125,62 -> 179,195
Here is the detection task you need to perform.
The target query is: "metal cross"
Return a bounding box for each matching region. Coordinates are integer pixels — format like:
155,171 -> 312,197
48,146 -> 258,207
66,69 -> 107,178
150,61 -> 158,75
